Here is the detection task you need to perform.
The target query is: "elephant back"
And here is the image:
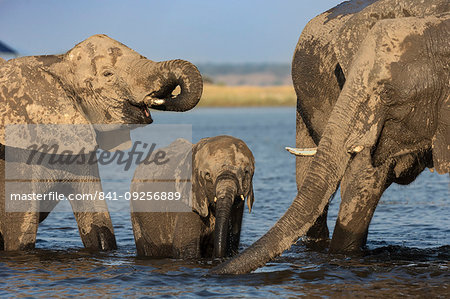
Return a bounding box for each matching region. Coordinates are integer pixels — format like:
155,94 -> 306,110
131,138 -> 192,185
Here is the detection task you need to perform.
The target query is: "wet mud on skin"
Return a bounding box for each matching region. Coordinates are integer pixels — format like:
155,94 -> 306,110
1,108 -> 448,297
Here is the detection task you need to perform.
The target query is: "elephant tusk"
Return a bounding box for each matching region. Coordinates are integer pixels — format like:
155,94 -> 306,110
214,196 -> 217,203
144,95 -> 165,106
150,98 -> 165,106
241,195 -> 245,201
348,145 -> 364,154
285,147 -> 317,156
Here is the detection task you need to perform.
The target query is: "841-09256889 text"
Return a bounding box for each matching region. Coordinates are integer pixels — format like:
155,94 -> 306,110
9,191 -> 182,201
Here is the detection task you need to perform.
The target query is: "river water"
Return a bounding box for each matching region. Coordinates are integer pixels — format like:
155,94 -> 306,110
1,107 -> 449,297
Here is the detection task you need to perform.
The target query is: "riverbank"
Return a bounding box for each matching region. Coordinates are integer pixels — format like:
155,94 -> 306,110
197,84 -> 296,107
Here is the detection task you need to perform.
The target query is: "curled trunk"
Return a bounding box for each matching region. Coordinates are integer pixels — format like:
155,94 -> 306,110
150,59 -> 203,112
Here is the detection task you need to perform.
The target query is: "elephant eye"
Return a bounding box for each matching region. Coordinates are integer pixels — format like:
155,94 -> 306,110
204,172 -> 211,180
103,70 -> 114,77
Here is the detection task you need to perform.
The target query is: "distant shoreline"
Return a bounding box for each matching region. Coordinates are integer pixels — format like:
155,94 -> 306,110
197,84 -> 296,107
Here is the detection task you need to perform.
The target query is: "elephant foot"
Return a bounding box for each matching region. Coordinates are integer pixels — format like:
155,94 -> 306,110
2,233 -> 37,251
1,212 -> 39,251
303,238 -> 330,252
79,224 -> 117,251
5,241 -> 36,251
329,223 -> 367,254
73,212 -> 117,251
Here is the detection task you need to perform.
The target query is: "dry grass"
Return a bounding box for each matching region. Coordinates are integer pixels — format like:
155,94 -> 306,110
197,84 -> 296,107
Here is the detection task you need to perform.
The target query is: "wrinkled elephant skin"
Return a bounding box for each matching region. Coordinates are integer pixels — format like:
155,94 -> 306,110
0,34 -> 203,251
211,0 -> 449,274
131,136 -> 255,259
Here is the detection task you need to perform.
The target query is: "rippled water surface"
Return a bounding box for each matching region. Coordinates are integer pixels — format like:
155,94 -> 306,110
1,108 -> 449,297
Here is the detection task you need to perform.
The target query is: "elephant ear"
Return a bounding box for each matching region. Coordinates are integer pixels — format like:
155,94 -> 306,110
432,99 -> 450,174
190,139 -> 213,218
247,182 -> 255,214
174,140 -> 208,217
190,169 -> 209,218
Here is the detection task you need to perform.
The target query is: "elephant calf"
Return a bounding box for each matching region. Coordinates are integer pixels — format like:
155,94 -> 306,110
130,136 -> 255,259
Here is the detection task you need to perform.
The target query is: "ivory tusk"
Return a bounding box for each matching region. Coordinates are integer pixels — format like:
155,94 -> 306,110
241,195 -> 245,201
214,197 -> 217,203
150,98 -> 165,106
285,147 -> 317,156
348,145 -> 364,153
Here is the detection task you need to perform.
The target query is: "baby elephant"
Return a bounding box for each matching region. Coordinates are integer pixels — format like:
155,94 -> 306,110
130,136 -> 255,259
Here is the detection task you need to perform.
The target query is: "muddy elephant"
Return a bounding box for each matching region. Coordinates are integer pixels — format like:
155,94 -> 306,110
288,0 -> 450,252
212,5 -> 449,274
131,136 -> 255,259
0,34 -> 203,251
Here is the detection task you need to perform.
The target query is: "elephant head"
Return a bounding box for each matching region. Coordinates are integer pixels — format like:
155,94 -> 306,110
212,13 -> 449,274
61,35 -> 203,125
0,34 -> 203,147
190,136 -> 255,258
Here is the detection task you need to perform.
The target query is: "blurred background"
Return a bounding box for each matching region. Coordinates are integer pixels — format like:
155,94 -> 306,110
0,0 -> 340,106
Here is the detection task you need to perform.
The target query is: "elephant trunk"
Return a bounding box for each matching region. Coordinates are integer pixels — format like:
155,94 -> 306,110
150,59 -> 203,112
210,83 -> 378,274
214,177 -> 238,258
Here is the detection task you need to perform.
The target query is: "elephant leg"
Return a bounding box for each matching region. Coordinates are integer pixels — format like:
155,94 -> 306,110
172,213 -> 203,259
305,203 -> 330,242
296,111 -> 330,241
1,154 -> 39,251
1,212 -> 39,251
68,181 -> 116,251
71,210 -> 117,251
65,161 -> 117,251
0,154 -> 4,250
3,200 -> 60,250
330,149 -> 391,253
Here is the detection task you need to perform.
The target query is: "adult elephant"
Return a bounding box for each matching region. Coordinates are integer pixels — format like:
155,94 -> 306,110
0,34 -> 203,251
131,136 -> 255,258
291,0 -> 449,251
211,10 -> 449,274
